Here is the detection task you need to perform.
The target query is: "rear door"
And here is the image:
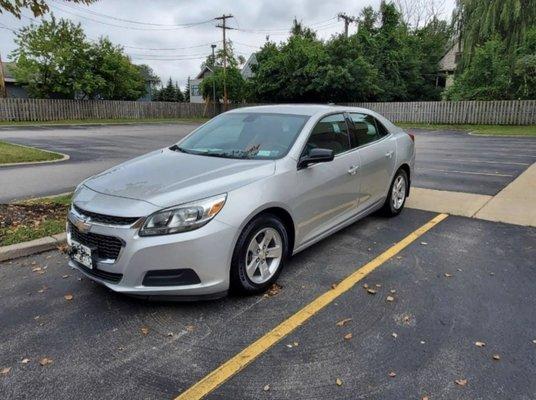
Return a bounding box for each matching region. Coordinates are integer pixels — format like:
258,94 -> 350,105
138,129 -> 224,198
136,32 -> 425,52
292,113 -> 361,247
347,113 -> 396,211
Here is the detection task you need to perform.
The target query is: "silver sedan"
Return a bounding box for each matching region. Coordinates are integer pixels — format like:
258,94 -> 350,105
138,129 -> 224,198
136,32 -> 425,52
67,105 -> 415,299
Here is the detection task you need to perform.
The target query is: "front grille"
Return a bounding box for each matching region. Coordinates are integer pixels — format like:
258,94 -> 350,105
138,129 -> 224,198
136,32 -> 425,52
75,260 -> 123,284
73,205 -> 140,226
69,223 -> 123,260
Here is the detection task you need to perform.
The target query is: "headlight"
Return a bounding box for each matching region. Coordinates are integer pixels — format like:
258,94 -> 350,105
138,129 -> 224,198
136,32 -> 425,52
139,194 -> 227,236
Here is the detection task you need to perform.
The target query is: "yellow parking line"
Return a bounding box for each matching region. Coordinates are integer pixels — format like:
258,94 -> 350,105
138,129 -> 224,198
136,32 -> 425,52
174,213 -> 449,400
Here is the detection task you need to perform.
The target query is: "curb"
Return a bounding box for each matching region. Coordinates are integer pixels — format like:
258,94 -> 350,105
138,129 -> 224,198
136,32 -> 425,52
0,141 -> 70,168
0,233 -> 66,262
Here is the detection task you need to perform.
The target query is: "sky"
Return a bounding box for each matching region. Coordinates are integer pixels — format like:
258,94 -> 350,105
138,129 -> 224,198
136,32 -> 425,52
0,0 -> 456,89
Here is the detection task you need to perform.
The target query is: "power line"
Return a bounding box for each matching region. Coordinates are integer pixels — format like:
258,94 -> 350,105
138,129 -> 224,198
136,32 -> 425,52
51,0 -> 212,27
49,3 -> 214,31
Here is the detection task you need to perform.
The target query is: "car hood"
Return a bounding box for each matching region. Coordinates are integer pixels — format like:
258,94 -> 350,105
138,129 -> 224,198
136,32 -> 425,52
84,148 -> 276,208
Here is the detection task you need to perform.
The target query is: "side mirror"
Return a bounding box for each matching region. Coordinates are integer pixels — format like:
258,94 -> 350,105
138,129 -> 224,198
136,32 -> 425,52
298,148 -> 335,169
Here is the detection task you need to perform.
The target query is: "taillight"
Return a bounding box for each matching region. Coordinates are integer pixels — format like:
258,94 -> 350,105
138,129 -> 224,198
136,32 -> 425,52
406,132 -> 415,142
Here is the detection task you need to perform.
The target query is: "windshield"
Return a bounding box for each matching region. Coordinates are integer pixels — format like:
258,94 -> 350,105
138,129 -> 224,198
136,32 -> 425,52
175,112 -> 310,160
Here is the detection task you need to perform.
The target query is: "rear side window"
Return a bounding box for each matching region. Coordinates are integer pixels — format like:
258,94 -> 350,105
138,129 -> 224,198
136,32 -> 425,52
348,113 -> 379,147
304,113 -> 350,156
376,119 -> 390,137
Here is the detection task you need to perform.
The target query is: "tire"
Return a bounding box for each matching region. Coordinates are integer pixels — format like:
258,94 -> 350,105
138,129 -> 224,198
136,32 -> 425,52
230,214 -> 289,295
380,169 -> 409,217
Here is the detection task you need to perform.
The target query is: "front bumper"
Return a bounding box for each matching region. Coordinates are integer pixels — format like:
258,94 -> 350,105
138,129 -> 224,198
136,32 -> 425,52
67,215 -> 238,297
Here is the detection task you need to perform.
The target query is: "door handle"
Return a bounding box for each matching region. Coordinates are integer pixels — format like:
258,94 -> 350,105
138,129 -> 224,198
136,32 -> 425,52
385,151 -> 394,159
348,165 -> 359,175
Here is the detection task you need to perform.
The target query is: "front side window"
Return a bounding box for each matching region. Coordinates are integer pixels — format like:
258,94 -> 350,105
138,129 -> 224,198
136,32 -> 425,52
348,113 -> 379,147
303,113 -> 350,156
176,112 -> 309,160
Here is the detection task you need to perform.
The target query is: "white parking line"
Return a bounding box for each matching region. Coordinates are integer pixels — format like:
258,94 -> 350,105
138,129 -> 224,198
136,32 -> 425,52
424,168 -> 514,177
420,158 -> 530,166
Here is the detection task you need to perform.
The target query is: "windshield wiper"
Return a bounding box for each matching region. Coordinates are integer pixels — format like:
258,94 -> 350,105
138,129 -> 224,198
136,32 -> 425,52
169,145 -> 198,155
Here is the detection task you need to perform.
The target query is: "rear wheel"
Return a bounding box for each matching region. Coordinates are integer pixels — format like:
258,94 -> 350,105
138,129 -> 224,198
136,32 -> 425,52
380,169 -> 408,217
230,214 -> 288,295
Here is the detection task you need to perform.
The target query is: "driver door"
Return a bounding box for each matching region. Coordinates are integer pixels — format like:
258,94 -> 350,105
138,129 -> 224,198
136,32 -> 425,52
291,113 -> 361,247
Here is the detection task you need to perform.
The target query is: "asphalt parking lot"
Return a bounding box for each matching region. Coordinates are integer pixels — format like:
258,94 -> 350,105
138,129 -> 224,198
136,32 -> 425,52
412,128 -> 536,195
1,208 -> 535,399
1,123 -> 536,202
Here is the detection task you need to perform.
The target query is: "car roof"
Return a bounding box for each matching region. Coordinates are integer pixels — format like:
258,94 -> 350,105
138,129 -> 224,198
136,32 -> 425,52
226,104 -> 372,117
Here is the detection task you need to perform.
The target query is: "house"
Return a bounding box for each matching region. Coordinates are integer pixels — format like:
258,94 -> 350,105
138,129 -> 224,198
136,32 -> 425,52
1,62 -> 29,98
240,53 -> 257,79
189,66 -> 215,103
189,54 -> 257,103
437,41 -> 462,89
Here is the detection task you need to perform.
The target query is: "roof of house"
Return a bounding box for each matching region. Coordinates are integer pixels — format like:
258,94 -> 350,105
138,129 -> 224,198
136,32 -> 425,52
240,53 -> 257,79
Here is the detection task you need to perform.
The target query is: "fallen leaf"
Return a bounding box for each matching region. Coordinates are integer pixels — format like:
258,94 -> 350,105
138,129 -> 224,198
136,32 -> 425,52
21,358 -> 30,364
388,371 -> 396,378
166,332 -> 174,337
457,268 -> 463,272
39,357 -> 53,366
363,283 -> 369,289
336,378 -> 343,386
336,318 -> 352,327
118,346 -> 125,351
386,296 -> 395,302
64,294 -> 73,301
367,288 -> 377,295
492,354 -> 500,361
186,325 -> 195,332
286,344 -> 293,348
37,286 -> 47,293
392,332 -> 398,338
420,340 -> 426,344
141,327 -> 149,335
475,341 -> 486,347
455,379 -> 467,386
1,367 -> 11,375
331,283 -> 338,289
422,397 -> 429,400
62,274 -> 69,279
265,283 -> 282,297
263,384 -> 270,391
421,242 -> 428,245
375,284 -> 382,288
32,267 -> 42,272
344,333 -> 353,340
533,339 -> 536,344
490,272 -> 495,276
390,289 -> 396,294
293,342 -> 299,346
444,273 -> 452,278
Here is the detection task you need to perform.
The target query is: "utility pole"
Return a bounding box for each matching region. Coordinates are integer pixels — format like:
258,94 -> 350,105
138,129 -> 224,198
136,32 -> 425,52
0,52 -> 6,98
338,13 -> 357,38
215,14 -> 234,111
211,44 -> 217,116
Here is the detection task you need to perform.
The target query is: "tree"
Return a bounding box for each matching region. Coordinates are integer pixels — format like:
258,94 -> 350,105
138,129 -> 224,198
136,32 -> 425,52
11,17 -> 146,100
445,38 -> 512,100
87,38 -> 146,100
453,0 -> 536,67
0,0 -> 95,18
183,83 -> 190,102
154,78 -> 185,102
199,68 -> 244,103
11,16 -> 94,98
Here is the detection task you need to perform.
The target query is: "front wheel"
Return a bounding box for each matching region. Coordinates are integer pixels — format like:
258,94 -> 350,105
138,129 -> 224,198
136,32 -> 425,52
380,169 -> 408,217
230,214 -> 289,295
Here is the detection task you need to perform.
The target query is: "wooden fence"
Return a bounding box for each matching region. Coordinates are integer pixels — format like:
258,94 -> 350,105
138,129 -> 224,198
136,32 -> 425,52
0,98 -> 534,125
345,100 -> 536,125
0,98 -> 213,122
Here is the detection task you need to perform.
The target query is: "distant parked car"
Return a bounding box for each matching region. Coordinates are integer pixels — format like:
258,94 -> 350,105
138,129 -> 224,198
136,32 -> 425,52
67,105 -> 415,299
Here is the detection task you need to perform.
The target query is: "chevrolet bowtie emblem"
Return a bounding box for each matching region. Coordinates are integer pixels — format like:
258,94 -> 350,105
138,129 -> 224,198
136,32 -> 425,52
71,213 -> 91,233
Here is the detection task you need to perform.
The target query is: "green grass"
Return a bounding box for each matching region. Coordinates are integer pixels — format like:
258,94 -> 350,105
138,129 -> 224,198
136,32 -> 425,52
0,141 -> 64,164
0,194 -> 72,246
397,123 -> 536,136
0,117 -> 210,126
0,219 -> 66,246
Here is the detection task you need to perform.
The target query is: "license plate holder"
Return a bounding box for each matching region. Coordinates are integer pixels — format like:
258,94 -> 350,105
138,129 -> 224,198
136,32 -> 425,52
71,240 -> 94,269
